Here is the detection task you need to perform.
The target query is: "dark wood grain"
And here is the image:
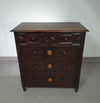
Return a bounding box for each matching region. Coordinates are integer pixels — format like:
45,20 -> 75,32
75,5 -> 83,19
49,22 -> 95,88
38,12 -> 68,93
11,22 -> 89,32
11,22 -> 89,92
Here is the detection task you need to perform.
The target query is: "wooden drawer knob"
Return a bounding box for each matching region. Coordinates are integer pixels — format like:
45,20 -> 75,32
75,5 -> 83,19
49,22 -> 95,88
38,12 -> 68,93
48,64 -> 52,69
64,37 -> 68,41
47,50 -> 52,55
33,50 -> 37,55
48,78 -> 53,83
61,64 -> 68,72
34,79 -> 38,82
33,64 -> 38,69
62,64 -> 67,69
62,51 -> 67,55
61,79 -> 65,82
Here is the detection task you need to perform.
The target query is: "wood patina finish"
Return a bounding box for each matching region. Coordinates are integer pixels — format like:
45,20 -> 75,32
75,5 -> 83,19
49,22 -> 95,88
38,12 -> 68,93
11,22 -> 89,92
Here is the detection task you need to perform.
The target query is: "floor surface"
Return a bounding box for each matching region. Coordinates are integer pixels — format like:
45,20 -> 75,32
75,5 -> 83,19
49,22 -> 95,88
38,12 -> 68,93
0,61 -> 100,103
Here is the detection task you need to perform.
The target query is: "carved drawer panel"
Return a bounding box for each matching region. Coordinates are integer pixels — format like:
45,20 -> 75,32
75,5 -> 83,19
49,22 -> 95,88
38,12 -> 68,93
21,47 -> 80,59
15,32 -> 44,45
22,60 -> 78,73
15,32 -> 82,46
23,73 -> 74,87
51,32 -> 82,46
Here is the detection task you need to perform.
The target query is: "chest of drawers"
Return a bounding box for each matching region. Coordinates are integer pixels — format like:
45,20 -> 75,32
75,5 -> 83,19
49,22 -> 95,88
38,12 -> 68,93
11,22 -> 89,92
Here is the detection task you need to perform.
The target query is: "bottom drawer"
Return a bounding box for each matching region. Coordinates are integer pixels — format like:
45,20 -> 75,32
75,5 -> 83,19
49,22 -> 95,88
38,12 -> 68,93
23,73 -> 74,87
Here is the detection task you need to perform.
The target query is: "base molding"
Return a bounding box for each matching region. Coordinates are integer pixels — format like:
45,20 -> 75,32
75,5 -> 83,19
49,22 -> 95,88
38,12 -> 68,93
0,57 -> 100,62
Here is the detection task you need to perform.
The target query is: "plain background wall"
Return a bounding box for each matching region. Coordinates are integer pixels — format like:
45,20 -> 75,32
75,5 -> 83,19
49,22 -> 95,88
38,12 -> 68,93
0,0 -> 100,57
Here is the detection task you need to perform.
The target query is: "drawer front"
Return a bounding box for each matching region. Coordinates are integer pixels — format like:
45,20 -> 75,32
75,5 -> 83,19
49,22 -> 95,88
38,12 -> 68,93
22,60 -> 78,73
15,32 -> 83,46
21,47 -> 80,59
15,32 -> 48,45
51,32 -> 82,46
23,73 -> 74,87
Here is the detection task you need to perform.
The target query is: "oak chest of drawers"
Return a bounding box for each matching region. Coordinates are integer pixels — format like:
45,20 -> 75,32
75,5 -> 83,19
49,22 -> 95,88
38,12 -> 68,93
11,22 -> 89,92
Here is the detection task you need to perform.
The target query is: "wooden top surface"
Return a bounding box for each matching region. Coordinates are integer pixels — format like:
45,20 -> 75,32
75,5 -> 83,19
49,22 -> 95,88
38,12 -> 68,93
11,22 -> 89,32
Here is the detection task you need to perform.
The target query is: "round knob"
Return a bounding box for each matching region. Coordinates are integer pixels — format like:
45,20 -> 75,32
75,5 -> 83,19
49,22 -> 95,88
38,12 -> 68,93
62,64 -> 67,69
64,37 -> 67,41
47,50 -> 52,55
48,78 -> 53,83
62,51 -> 67,55
61,79 -> 65,82
34,79 -> 38,82
33,64 -> 38,69
48,64 -> 52,69
61,64 -> 67,72
33,50 -> 37,55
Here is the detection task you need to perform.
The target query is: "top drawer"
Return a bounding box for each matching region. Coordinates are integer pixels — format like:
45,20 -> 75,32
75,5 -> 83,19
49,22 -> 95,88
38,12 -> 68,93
14,32 -> 83,46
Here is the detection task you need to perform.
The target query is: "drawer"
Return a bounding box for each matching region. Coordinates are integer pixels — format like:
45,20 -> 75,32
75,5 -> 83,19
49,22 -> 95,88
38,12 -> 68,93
51,32 -> 82,46
22,60 -> 78,73
23,73 -> 74,87
15,32 -> 48,45
21,47 -> 80,59
15,32 -> 83,46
